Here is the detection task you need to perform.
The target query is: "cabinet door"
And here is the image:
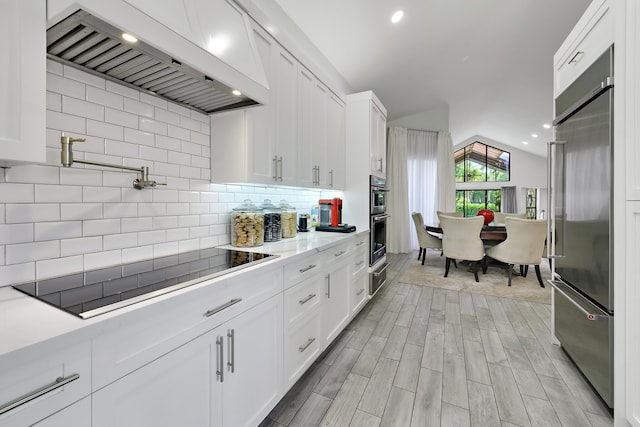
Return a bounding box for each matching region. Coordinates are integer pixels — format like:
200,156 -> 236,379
217,295 -> 283,427
297,66 -> 315,187
312,80 -> 328,187
247,24 -> 275,184
93,337 -> 211,427
0,0 -> 45,166
32,397 -> 90,427
370,102 -> 387,177
327,94 -> 346,189
273,48 -> 297,185
322,262 -> 351,344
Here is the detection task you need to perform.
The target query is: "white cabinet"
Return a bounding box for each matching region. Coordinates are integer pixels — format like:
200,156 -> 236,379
211,23 -> 297,185
327,93 -> 346,189
625,202 -> 640,427
93,293 -> 283,427
297,65 -> 345,189
350,238 -> 369,316
370,101 -> 387,178
553,0 -> 613,98
92,336 -> 211,427
32,397 -> 91,427
297,65 -> 327,188
283,260 -> 325,387
0,0 -> 45,166
322,243 -> 352,344
214,294 -> 283,427
0,342 -> 90,427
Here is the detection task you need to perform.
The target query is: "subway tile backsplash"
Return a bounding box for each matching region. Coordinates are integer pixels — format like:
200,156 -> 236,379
0,60 -> 325,287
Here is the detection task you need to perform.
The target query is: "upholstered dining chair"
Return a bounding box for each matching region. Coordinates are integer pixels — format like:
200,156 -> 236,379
494,212 -> 527,224
437,211 -> 463,220
411,212 -> 442,265
439,215 -> 485,282
484,217 -> 547,287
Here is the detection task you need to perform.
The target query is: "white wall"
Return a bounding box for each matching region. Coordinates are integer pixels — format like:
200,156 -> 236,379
454,134 -> 547,214
387,103 -> 450,132
0,60 -> 321,287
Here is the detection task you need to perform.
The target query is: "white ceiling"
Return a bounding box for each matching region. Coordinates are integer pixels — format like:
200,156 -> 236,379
274,0 -> 591,157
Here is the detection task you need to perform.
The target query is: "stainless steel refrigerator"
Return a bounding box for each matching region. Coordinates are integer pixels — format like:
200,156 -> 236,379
548,46 -> 614,408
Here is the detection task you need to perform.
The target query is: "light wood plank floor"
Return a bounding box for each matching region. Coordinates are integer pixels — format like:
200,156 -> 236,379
260,252 -> 613,427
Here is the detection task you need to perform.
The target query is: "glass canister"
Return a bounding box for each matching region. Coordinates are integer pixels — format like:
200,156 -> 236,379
231,199 -> 264,247
279,200 -> 297,238
260,199 -> 282,242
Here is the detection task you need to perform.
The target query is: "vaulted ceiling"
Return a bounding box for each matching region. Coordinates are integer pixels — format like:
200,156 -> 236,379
274,0 -> 591,157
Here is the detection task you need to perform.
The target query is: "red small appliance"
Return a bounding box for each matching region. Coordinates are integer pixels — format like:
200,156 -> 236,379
319,198 -> 342,226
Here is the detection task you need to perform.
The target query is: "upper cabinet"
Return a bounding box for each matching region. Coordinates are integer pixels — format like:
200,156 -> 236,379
297,65 -> 346,189
553,0 -> 613,99
346,91 -> 387,179
211,22 -> 345,189
0,0 -> 45,166
370,101 -> 387,178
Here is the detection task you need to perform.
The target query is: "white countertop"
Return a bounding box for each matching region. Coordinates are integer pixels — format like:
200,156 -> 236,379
0,230 -> 363,363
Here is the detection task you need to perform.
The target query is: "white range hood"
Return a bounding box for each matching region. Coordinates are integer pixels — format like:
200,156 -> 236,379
47,0 -> 269,114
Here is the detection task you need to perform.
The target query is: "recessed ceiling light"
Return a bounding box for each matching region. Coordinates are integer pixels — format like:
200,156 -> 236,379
531,133 -> 538,138
522,141 -> 529,145
391,10 -> 404,23
121,33 -> 138,43
232,90 -> 242,96
543,123 -> 551,129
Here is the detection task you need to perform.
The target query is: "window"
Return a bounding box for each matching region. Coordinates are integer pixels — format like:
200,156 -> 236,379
456,189 -> 501,217
455,142 -> 510,183
526,188 -> 537,219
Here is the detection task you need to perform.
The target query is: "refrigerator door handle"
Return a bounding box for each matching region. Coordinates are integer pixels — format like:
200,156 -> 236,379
547,140 -> 566,260
549,280 -> 608,321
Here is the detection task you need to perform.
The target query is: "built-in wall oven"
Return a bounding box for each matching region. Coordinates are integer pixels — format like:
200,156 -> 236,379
370,175 -> 390,295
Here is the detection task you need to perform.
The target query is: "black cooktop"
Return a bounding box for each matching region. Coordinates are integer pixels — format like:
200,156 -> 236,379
13,248 -> 276,319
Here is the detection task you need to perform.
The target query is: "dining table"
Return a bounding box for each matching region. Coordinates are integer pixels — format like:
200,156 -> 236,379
425,222 -> 508,242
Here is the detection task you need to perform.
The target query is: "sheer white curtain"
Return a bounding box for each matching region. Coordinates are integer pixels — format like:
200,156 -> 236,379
436,131 -> 456,212
387,127 -> 410,253
407,130 -> 438,250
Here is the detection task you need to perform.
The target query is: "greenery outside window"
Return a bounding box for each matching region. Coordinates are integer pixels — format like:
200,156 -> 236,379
456,190 -> 501,217
455,142 -> 510,182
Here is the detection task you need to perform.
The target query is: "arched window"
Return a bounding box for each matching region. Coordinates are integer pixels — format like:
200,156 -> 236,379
455,141 -> 510,182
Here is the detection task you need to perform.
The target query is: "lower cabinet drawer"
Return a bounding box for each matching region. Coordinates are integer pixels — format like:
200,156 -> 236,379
350,270 -> 369,315
0,341 -> 91,427
284,274 -> 323,326
283,308 -> 322,388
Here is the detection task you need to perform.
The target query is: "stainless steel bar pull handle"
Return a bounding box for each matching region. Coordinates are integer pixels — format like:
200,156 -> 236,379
356,241 -> 366,246
273,156 -> 278,181
356,288 -> 365,296
216,336 -> 224,382
326,275 -> 331,298
568,51 -> 584,64
356,260 -> 364,266
204,298 -> 242,317
334,250 -> 346,257
298,337 -> 316,352
329,169 -> 333,187
299,264 -> 317,273
299,294 -> 316,305
227,329 -> 235,373
277,156 -> 283,181
0,374 -> 80,415
549,281 -> 608,320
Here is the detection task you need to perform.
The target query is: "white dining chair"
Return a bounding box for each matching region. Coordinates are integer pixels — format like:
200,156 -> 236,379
493,212 -> 527,224
411,212 -> 442,265
485,217 -> 547,287
439,215 -> 485,282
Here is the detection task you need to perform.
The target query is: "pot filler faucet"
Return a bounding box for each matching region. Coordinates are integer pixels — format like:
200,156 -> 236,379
60,134 -> 166,189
